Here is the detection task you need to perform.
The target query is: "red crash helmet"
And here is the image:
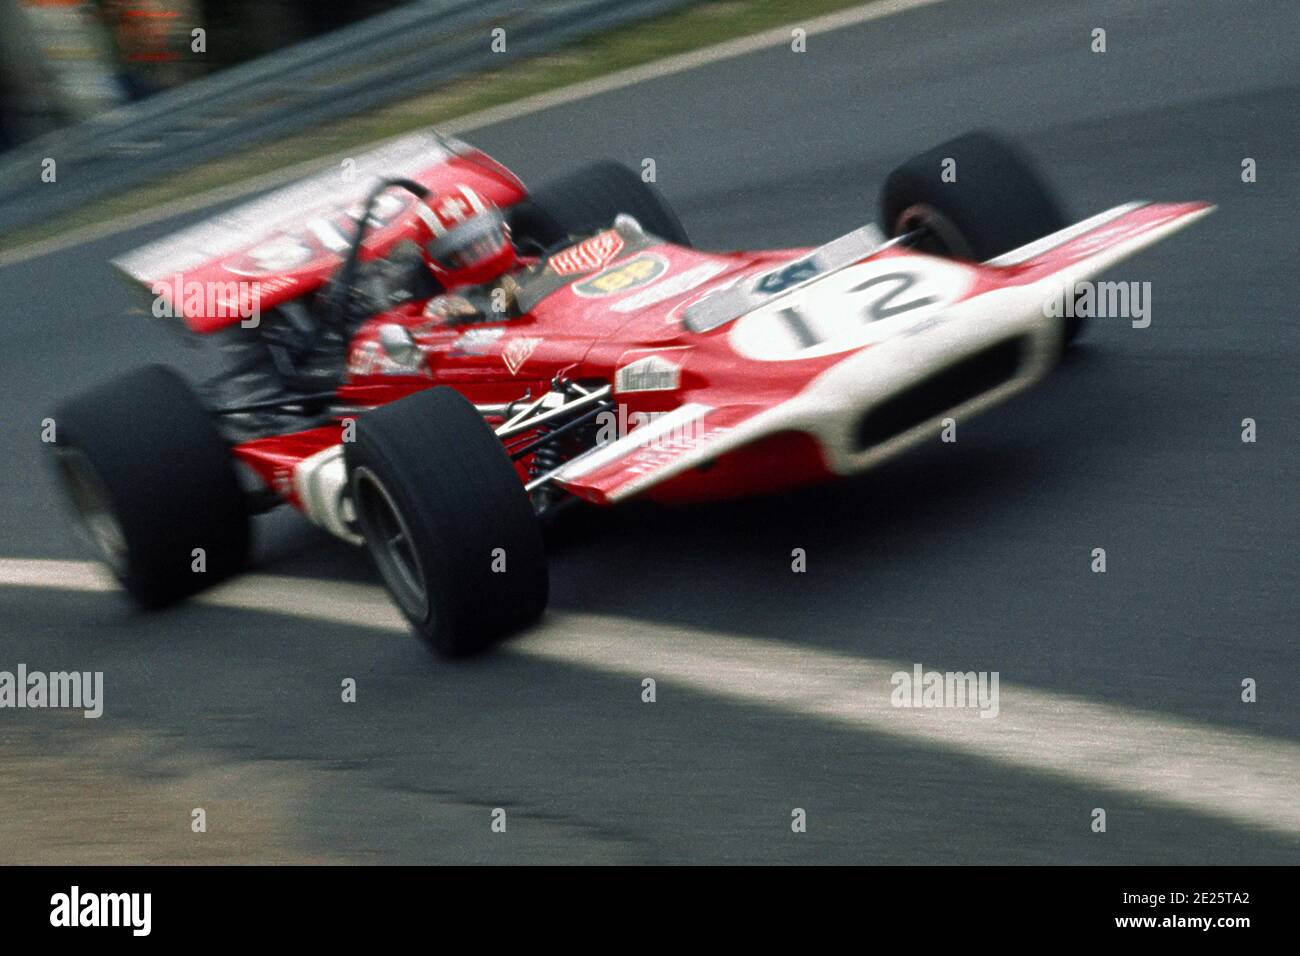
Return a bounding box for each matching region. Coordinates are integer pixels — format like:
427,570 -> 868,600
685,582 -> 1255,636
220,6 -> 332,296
414,185 -> 517,290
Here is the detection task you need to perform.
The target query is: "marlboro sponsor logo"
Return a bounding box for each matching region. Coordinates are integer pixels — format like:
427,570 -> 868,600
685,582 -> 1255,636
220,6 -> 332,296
549,230 -> 624,276
615,354 -> 681,393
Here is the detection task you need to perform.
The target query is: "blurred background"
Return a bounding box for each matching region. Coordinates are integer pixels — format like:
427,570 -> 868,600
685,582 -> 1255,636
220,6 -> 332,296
0,0 -> 405,148
0,0 -> 707,239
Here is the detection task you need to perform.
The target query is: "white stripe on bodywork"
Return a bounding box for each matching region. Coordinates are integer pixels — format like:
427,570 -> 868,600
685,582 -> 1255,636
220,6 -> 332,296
463,185 -> 487,214
555,402 -> 713,482
413,200 -> 442,234
984,202 -> 1146,266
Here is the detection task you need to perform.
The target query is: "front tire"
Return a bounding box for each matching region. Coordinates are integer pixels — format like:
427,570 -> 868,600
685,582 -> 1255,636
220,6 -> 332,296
881,131 -> 1083,343
345,387 -> 548,655
51,365 -> 251,606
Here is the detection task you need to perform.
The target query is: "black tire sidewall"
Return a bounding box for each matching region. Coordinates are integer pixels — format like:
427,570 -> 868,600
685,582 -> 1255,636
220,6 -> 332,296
881,131 -> 1067,261
52,364 -> 251,606
345,387 -> 548,655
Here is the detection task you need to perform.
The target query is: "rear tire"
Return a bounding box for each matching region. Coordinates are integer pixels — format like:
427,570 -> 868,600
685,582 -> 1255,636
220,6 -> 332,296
345,387 -> 548,656
51,365 -> 251,606
881,131 -> 1084,343
511,160 -> 691,249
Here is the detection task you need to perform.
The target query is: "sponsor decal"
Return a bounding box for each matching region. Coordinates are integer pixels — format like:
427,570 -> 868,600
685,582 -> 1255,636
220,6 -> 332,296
549,230 -> 625,276
621,422 -> 723,478
224,235 -> 315,276
560,403 -> 714,480
255,274 -> 299,298
448,326 -> 505,356
225,192 -> 415,278
501,336 -> 542,375
615,354 -> 681,393
753,256 -> 820,294
573,253 -> 667,298
611,261 -> 727,313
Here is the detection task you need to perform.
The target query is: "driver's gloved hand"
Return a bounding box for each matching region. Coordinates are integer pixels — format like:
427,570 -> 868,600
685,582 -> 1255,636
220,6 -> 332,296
364,240 -> 441,311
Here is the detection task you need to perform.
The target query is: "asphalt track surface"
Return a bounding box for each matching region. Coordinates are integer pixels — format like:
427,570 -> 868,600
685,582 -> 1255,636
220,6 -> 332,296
1,0 -> 1297,864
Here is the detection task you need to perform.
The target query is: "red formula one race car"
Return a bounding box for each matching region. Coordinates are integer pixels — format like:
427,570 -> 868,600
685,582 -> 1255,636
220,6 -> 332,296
50,130 -> 1211,654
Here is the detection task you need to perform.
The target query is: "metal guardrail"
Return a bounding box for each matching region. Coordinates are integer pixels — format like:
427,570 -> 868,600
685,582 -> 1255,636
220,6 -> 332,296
0,0 -> 698,238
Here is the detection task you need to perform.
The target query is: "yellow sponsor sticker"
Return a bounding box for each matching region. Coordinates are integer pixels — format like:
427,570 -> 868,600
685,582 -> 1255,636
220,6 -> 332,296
573,253 -> 668,298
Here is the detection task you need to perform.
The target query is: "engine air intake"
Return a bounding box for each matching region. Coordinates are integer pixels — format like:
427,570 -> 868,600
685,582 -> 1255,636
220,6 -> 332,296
853,336 -> 1029,451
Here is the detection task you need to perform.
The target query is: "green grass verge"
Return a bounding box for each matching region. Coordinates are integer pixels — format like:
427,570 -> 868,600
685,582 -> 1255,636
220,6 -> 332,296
6,0 -> 874,254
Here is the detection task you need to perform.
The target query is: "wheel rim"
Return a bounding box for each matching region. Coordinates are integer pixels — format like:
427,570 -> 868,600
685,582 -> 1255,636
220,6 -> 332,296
54,448 -> 128,576
351,467 -> 431,622
895,203 -> 974,260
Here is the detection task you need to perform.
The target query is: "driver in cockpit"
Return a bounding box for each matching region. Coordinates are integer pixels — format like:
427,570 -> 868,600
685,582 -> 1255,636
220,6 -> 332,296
411,184 -> 524,325
347,182 -> 645,327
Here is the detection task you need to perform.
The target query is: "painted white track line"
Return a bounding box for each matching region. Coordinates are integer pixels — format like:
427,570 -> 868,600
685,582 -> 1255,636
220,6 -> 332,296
2,557 -> 1298,838
0,0 -> 947,271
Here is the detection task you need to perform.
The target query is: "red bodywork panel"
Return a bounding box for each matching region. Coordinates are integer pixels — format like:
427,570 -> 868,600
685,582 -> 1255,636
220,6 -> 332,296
233,426 -> 343,508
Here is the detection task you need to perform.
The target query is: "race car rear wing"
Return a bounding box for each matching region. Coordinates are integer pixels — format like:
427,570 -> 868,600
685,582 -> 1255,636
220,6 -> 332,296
110,131 -> 527,334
